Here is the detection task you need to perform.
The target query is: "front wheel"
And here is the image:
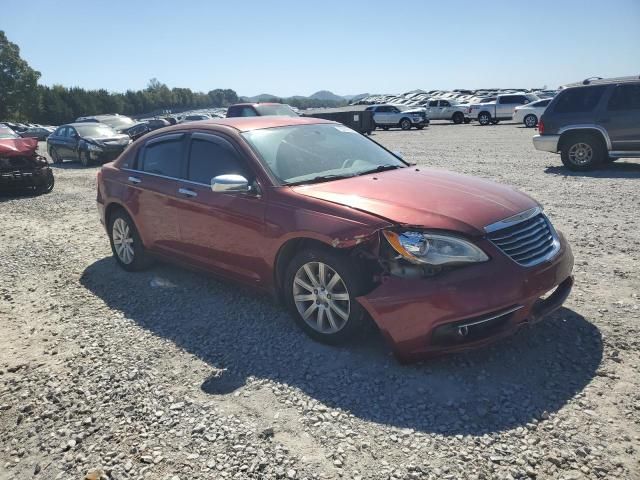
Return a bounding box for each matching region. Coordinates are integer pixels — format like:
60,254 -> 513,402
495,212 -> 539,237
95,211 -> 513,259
560,134 -> 606,171
478,112 -> 491,126
80,150 -> 92,167
284,248 -> 368,345
382,126 -> 389,131
399,118 -> 412,130
452,112 -> 464,124
108,210 -> 153,271
524,114 -> 538,128
37,169 -> 55,194
49,146 -> 63,164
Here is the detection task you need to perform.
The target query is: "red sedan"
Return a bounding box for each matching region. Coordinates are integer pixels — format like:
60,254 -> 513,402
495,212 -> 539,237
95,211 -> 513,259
96,117 -> 574,361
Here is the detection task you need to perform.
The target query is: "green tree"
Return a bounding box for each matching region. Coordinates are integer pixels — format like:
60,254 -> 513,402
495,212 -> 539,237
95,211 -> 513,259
0,30 -> 41,121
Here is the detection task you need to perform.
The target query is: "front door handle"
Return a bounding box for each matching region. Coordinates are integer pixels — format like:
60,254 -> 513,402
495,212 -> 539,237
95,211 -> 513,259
128,176 -> 141,184
178,188 -> 197,197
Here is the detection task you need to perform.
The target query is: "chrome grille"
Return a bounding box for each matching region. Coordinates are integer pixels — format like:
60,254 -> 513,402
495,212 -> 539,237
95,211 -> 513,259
487,212 -> 560,267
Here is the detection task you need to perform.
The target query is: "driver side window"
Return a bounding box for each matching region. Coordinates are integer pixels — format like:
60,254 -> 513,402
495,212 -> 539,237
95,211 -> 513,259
187,136 -> 248,185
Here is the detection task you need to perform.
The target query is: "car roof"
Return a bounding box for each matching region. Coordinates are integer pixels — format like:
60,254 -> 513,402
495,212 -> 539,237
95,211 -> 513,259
151,116 -> 336,133
230,102 -> 283,107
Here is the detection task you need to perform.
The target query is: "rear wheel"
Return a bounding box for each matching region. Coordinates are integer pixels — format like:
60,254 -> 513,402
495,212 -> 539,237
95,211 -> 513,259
478,112 -> 491,126
452,112 -> 464,124
524,114 -> 538,128
108,209 -> 153,271
399,118 -> 412,130
382,126 -> 389,131
284,248 -> 368,345
560,133 -> 606,171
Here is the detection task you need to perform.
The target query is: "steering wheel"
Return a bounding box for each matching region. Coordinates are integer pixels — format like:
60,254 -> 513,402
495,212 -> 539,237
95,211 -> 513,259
341,158 -> 356,169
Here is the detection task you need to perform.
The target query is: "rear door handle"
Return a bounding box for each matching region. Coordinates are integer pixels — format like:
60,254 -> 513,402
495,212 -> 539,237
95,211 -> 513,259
178,188 -> 197,197
128,176 -> 141,184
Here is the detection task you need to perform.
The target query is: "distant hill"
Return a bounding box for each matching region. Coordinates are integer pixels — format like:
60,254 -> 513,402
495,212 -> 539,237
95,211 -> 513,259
309,90 -> 345,102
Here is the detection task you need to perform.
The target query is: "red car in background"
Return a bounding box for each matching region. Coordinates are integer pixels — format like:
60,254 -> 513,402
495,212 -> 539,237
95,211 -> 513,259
96,117 -> 573,362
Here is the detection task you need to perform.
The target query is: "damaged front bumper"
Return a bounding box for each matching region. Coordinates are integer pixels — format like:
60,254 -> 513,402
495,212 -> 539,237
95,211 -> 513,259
356,233 -> 574,362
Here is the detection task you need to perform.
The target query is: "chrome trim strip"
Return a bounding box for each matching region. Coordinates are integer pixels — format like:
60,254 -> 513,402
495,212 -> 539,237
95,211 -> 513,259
121,168 -> 209,187
484,206 -> 542,233
610,151 -> 640,157
456,305 -> 524,335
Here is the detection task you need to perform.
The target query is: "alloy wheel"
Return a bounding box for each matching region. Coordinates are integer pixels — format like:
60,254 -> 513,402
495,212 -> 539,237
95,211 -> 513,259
524,115 -> 537,127
568,142 -> 594,166
293,261 -> 350,334
112,217 -> 135,264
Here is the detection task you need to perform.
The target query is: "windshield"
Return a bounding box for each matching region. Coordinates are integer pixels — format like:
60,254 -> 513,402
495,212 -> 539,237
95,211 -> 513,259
0,127 -> 19,139
98,116 -> 135,130
242,124 -> 406,185
254,105 -> 298,117
75,124 -> 118,137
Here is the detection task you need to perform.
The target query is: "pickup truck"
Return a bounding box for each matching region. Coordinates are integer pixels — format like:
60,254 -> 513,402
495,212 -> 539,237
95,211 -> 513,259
469,93 -> 539,125
365,104 -> 429,130
425,99 -> 470,124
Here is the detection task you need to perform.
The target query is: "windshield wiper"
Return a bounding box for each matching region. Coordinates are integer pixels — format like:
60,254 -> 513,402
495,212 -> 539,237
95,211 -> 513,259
285,173 -> 355,186
357,164 -> 404,176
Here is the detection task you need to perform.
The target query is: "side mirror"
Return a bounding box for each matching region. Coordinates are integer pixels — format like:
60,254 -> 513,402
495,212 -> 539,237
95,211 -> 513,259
211,174 -> 249,193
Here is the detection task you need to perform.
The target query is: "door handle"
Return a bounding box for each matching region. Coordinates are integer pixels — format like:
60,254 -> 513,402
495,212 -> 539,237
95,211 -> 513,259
128,176 -> 141,184
178,188 -> 197,197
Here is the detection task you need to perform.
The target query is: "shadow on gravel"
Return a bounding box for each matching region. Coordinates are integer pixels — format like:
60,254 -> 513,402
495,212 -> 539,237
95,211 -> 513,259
544,162 -> 640,179
81,257 -> 603,436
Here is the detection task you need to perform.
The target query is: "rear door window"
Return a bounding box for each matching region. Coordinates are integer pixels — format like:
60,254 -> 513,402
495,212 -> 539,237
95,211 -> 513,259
428,100 -> 438,107
607,84 -> 640,111
187,134 -> 248,185
141,135 -> 184,178
553,86 -> 607,113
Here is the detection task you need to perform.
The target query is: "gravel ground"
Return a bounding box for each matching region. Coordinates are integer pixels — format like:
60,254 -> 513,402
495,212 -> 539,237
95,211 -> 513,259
1,122 -> 639,480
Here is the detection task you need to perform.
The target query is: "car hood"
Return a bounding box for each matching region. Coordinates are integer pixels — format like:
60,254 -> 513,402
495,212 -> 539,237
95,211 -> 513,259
291,167 -> 538,235
0,137 -> 38,158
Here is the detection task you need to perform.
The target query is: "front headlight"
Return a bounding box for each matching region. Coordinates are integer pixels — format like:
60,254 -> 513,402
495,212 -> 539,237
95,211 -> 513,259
383,231 -> 489,266
87,143 -> 103,152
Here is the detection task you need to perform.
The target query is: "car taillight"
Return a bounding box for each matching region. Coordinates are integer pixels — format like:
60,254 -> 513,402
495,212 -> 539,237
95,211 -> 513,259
537,119 -> 544,134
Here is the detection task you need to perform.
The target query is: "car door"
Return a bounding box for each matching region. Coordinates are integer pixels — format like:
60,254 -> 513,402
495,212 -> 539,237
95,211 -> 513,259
426,100 -> 439,119
175,132 -> 267,285
128,133 -> 186,254
51,127 -> 69,157
604,83 -> 640,151
66,126 -> 81,159
439,100 -> 452,119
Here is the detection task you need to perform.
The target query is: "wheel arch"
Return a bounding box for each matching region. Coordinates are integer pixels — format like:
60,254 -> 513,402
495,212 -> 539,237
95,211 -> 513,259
558,126 -> 611,150
104,201 -> 149,247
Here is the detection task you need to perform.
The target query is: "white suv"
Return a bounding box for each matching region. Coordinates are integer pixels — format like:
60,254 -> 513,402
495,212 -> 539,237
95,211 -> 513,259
365,105 -> 429,130
469,93 -> 540,125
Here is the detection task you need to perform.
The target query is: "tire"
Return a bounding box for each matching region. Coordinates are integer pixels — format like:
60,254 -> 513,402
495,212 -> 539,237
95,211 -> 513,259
284,247 -> 368,345
490,119 -> 500,125
478,112 -> 491,126
37,169 -> 54,194
463,118 -> 471,124
524,114 -> 538,128
49,146 -> 63,164
399,118 -> 412,130
560,133 -> 606,171
108,209 -> 153,271
452,112 -> 464,124
382,126 -> 389,131
80,150 -> 91,167
415,125 -> 424,130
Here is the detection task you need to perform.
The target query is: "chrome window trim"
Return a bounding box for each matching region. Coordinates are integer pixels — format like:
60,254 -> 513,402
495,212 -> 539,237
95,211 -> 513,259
484,206 -> 542,233
121,167 -> 208,187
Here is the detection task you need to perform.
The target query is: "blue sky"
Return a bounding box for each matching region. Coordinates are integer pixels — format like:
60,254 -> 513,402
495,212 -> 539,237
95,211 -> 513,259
2,0 -> 639,97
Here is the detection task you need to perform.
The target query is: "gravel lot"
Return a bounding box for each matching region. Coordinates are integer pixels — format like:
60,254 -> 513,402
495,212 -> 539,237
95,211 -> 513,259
1,122 -> 639,480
